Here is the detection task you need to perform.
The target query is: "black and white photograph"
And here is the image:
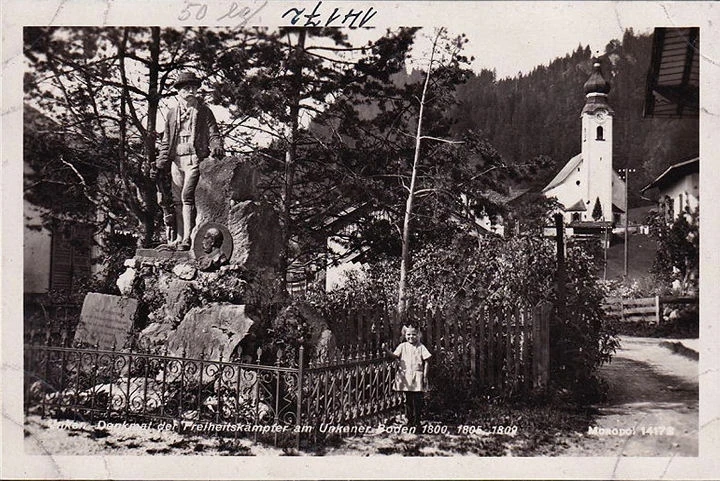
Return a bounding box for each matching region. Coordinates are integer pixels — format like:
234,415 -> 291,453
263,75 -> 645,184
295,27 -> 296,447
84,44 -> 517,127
2,1 -> 719,479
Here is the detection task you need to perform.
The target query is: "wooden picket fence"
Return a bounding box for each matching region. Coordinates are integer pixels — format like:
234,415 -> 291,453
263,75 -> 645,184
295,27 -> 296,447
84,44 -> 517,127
603,296 -> 660,324
330,302 -> 552,394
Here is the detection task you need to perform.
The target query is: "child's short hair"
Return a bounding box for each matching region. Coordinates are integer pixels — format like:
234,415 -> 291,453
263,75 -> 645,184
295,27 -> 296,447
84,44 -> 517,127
401,324 -> 422,340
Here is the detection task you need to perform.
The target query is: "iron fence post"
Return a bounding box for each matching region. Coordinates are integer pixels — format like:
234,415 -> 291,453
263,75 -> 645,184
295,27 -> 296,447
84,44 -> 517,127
296,346 -> 304,450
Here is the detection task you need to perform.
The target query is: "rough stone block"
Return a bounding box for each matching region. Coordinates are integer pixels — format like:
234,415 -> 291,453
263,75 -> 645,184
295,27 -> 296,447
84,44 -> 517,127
165,304 -> 254,361
196,156 -> 258,226
228,200 -> 282,269
163,278 -> 195,321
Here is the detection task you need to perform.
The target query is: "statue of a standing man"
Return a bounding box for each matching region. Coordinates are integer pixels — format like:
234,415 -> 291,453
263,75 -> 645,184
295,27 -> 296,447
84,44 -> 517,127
156,71 -> 224,250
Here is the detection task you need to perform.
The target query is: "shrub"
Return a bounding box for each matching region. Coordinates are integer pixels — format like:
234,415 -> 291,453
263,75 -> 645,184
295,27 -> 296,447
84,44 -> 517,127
550,243 -> 619,402
648,207 -> 699,295
311,232 -> 618,403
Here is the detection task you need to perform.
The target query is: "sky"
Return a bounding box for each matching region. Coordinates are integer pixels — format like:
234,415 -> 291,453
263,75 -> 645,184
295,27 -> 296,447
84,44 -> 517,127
346,2 -> 701,78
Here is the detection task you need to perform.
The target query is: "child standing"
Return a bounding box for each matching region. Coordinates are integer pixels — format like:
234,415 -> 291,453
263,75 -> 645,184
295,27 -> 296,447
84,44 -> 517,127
387,325 -> 432,430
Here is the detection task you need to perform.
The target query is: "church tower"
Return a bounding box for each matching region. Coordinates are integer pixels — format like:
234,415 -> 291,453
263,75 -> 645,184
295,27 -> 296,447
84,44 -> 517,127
580,61 -> 614,222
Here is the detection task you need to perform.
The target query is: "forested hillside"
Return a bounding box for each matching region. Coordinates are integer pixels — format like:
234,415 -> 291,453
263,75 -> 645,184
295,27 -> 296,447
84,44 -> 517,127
447,29 -> 699,206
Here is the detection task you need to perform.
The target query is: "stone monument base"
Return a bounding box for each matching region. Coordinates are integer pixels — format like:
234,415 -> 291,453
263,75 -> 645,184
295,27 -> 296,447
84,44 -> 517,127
135,248 -> 193,262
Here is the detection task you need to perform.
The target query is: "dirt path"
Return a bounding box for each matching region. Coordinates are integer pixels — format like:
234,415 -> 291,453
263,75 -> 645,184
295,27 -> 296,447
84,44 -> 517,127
558,337 -> 698,456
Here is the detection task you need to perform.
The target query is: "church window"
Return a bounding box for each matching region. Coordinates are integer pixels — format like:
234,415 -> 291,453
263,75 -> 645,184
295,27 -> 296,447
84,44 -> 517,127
572,213 -> 581,222
596,126 -> 604,140
576,180 -> 580,186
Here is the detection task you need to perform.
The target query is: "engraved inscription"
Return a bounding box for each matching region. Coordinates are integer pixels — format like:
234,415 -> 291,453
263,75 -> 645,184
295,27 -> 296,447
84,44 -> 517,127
75,293 -> 139,349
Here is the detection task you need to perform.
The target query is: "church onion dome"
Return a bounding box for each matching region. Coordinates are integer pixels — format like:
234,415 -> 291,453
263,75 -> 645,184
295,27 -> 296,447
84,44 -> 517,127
583,62 -> 611,95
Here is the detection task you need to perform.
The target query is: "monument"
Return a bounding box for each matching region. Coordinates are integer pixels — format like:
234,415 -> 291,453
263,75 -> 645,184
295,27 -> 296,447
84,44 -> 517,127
155,70 -> 225,251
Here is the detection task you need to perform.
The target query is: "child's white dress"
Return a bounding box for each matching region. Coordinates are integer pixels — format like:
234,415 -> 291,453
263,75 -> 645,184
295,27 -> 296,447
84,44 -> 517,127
393,342 -> 432,392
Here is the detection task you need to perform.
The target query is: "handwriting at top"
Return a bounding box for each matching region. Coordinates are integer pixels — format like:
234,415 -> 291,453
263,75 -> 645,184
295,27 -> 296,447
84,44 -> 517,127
282,1 -> 378,28
178,0 -> 268,26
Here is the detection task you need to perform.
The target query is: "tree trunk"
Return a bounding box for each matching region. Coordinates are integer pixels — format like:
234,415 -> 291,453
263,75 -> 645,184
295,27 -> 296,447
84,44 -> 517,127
279,29 -> 306,292
397,29 -> 442,324
140,26 -> 162,247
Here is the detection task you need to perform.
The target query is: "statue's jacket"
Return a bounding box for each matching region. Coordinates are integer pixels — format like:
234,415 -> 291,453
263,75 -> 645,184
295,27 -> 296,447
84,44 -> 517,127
157,103 -> 222,168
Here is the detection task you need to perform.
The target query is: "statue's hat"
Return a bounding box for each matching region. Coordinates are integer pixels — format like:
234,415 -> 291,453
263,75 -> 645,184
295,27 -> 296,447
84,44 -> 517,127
174,71 -> 202,89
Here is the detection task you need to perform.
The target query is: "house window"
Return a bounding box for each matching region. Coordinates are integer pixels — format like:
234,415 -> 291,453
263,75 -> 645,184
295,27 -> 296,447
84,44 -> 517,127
50,223 -> 92,292
596,126 -> 604,140
571,213 -> 581,222
664,197 -> 675,223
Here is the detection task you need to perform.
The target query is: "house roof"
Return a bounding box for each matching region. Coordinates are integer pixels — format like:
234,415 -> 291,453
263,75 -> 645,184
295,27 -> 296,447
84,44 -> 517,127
565,199 -> 586,211
644,27 -> 699,118
640,157 -> 699,193
542,153 -> 582,193
482,187 -> 531,205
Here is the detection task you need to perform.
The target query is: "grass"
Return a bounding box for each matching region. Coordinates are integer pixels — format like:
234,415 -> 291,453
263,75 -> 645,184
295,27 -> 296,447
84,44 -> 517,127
604,233 -> 657,281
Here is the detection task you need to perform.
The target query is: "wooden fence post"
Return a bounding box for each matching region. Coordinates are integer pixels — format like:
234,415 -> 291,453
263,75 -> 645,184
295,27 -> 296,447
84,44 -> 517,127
487,310 -> 495,388
434,309 -> 442,351
533,303 -> 551,390
478,307 -> 486,389
425,308 -> 434,347
470,311 -> 477,380
505,311 -> 513,389
522,308 -> 533,392
655,295 -> 661,324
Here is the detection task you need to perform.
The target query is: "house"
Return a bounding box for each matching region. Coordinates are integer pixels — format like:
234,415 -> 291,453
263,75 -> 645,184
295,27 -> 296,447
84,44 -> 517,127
23,105 -> 96,299
541,60 -> 626,244
640,157 -> 699,223
471,188 -> 529,237
644,27 -> 699,119
641,27 -> 699,224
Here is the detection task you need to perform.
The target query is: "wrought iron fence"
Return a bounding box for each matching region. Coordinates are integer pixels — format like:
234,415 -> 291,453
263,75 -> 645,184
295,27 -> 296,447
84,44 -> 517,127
23,331 -> 402,449
303,347 -> 403,427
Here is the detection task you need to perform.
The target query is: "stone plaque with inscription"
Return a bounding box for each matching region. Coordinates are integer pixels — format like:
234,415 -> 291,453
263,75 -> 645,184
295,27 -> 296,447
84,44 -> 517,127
75,293 -> 139,349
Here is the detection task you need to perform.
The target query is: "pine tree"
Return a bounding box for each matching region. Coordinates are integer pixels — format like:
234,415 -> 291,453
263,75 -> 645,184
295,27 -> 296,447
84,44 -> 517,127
191,27 -> 418,289
592,197 -> 603,221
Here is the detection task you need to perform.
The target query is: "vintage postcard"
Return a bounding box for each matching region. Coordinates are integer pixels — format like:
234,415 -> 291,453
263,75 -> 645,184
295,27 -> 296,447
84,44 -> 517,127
2,1 -> 719,479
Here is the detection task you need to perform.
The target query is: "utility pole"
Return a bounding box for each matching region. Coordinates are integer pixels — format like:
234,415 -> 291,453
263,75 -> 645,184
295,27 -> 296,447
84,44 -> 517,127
554,214 -> 566,310
623,168 -> 635,278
